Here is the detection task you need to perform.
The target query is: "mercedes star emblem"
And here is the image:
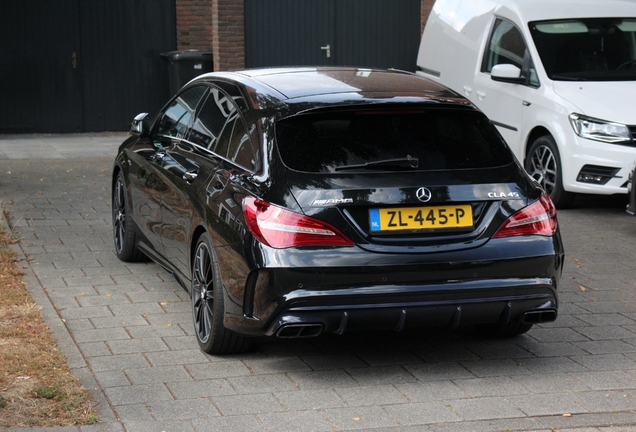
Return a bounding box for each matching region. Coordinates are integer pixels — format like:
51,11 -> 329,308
416,187 -> 432,203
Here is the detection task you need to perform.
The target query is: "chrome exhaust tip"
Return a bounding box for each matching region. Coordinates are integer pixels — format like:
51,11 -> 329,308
276,324 -> 323,338
523,309 -> 557,324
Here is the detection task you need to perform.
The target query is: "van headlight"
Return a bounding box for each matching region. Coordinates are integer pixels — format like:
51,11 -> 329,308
569,113 -> 632,144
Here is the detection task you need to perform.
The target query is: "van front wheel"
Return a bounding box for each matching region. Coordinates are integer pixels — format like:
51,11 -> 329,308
525,136 -> 575,208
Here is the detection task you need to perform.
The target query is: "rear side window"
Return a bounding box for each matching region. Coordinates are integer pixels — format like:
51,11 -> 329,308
189,87 -> 237,149
275,109 -> 513,173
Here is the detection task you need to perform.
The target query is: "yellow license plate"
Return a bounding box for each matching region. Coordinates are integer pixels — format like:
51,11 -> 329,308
369,205 -> 473,232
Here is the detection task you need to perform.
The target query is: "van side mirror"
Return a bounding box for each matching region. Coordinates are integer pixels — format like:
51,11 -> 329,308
490,64 -> 525,84
131,113 -> 150,136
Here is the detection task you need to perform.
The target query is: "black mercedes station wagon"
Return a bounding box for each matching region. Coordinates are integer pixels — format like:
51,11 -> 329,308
112,67 -> 564,354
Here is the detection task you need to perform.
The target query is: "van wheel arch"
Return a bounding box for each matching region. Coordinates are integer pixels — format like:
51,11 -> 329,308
523,127 -> 552,163
524,133 -> 575,209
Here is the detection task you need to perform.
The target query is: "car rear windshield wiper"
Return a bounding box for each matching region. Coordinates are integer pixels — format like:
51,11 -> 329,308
334,156 -> 419,171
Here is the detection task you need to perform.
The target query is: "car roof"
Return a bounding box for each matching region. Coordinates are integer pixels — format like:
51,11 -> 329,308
498,0 -> 636,23
194,67 -> 472,114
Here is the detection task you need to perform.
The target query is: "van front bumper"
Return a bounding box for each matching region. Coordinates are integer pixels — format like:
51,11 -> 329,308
561,134 -> 636,195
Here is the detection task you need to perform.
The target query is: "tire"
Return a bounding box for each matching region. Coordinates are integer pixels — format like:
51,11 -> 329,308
475,321 -> 534,338
525,135 -> 575,209
112,171 -> 145,262
191,233 -> 251,355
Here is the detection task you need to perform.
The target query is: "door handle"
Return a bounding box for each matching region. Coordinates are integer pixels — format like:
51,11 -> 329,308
476,90 -> 486,100
152,150 -> 166,162
463,85 -> 472,95
321,44 -> 331,58
183,169 -> 198,183
69,52 -> 77,69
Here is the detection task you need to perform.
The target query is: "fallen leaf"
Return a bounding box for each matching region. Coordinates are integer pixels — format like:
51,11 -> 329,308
563,412 -> 572,417
352,417 -> 360,421
579,285 -> 587,291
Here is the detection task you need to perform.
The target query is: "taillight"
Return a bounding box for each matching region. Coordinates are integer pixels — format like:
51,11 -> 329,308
243,197 -> 354,248
493,193 -> 558,238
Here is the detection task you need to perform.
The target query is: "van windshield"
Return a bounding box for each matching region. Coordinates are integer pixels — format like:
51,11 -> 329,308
529,18 -> 636,81
275,108 -> 513,173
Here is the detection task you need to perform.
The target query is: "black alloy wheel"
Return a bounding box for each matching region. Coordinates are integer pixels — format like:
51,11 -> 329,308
191,233 -> 250,355
525,135 -> 575,208
112,171 -> 145,262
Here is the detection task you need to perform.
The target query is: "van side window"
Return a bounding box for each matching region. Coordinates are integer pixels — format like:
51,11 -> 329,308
483,19 -> 526,71
483,18 -> 539,87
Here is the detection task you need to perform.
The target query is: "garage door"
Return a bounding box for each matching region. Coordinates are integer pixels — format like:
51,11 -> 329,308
0,1 -> 176,133
245,0 -> 421,71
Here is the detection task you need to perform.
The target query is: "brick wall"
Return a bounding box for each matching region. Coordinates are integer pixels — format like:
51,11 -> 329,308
176,0 -> 435,72
176,0 -> 214,51
212,0 -> 245,71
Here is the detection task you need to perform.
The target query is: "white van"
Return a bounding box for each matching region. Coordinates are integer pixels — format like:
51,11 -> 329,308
416,0 -> 636,207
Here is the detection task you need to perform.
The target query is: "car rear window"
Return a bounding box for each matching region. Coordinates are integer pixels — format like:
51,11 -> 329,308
275,108 -> 513,173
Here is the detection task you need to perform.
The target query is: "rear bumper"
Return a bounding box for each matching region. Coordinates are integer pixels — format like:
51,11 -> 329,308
225,267 -> 560,337
222,235 -> 563,337
262,279 -> 557,338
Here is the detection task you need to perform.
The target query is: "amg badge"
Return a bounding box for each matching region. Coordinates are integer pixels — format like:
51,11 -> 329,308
312,198 -> 354,206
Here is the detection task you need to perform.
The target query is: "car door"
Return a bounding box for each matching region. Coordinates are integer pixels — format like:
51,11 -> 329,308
473,18 -> 539,156
160,83 -> 242,280
125,133 -> 167,256
140,85 -> 207,265
125,84 -> 205,257
196,82 -> 261,318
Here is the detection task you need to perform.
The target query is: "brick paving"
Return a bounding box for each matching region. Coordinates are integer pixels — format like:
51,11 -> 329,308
2,133 -> 636,431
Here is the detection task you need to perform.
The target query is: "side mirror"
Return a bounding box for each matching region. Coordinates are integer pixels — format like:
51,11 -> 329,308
131,113 -> 150,136
490,64 -> 525,84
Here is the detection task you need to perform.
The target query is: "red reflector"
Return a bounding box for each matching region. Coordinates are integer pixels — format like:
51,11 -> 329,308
493,193 -> 558,238
243,197 -> 354,248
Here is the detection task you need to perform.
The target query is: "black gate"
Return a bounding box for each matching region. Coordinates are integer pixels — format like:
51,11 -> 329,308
0,1 -> 176,133
245,0 -> 421,71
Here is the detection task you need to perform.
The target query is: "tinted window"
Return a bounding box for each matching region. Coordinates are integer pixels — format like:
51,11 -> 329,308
214,116 -> 237,159
157,86 -> 207,138
275,109 -> 513,173
189,87 -> 238,149
530,18 -> 636,81
216,81 -> 249,111
228,119 -> 259,171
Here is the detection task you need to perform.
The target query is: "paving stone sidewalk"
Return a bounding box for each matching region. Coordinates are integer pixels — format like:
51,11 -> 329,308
2,133 -> 636,431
